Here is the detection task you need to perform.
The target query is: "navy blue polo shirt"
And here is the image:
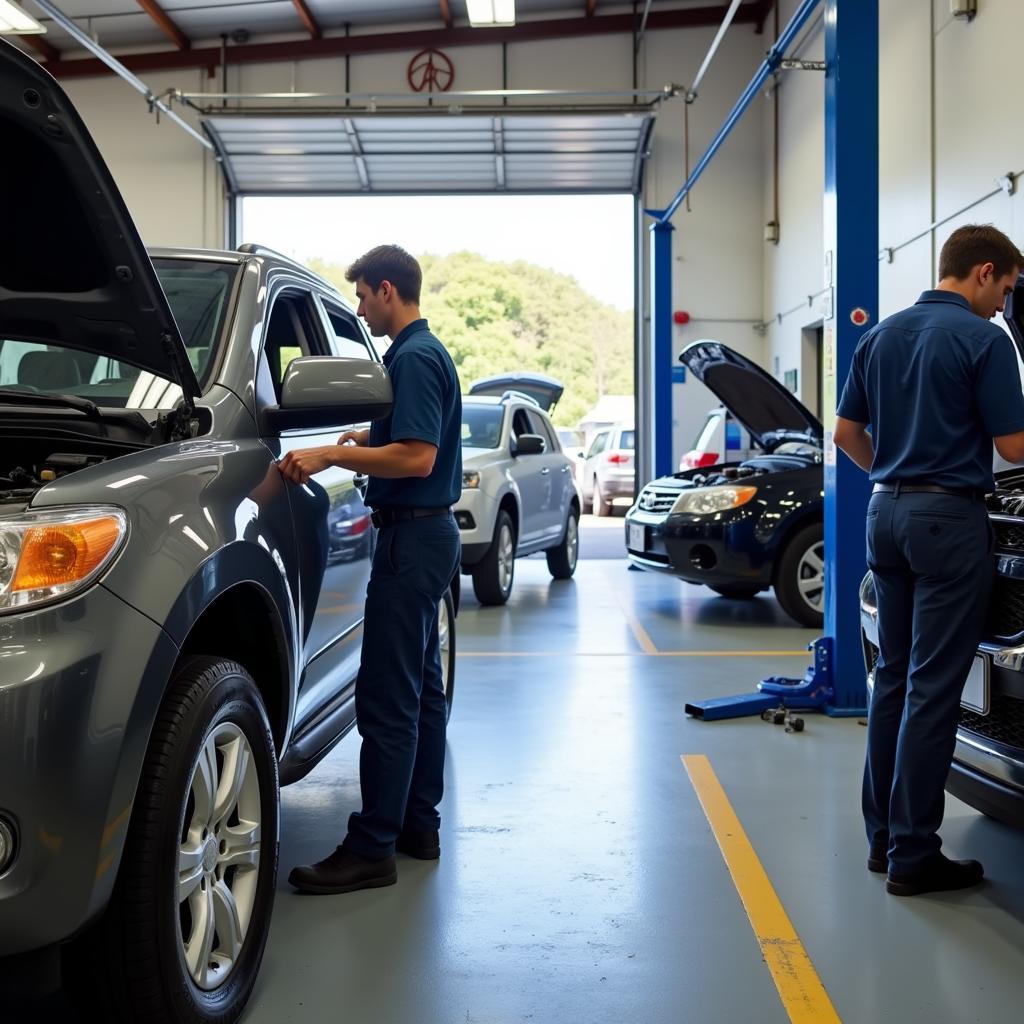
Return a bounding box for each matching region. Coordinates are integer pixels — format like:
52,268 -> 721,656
837,290 -> 1024,491
365,318 -> 462,508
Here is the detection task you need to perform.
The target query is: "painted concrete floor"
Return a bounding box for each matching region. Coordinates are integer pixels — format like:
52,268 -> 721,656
17,556 -> 1024,1022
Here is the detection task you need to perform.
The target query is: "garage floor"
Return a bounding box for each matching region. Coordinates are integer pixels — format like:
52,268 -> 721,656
20,542 -> 1024,1022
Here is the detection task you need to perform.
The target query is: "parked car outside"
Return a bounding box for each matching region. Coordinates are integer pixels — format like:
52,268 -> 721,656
625,340 -> 825,627
457,374 -> 581,605
556,425 -> 587,485
583,422 -> 635,516
0,40 -> 458,1024
680,406 -> 756,470
859,272 -> 1024,827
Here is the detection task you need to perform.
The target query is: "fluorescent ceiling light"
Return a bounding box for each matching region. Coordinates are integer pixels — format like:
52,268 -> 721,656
0,1 -> 47,34
467,0 -> 516,27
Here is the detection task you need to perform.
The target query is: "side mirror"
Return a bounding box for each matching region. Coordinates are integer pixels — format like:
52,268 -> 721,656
513,433 -> 546,457
574,449 -> 585,460
260,357 -> 392,433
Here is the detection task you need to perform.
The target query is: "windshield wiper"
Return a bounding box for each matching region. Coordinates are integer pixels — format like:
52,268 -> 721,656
0,386 -> 101,419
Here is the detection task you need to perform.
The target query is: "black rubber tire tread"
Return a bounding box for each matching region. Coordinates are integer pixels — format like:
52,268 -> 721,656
709,584 -> 762,600
472,510 -> 515,606
442,588 -> 456,723
63,656 -> 279,1024
774,522 -> 825,628
546,509 -> 580,580
593,478 -> 609,517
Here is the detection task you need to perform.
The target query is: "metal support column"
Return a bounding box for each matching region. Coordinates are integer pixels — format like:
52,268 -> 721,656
649,216 -> 675,478
822,0 -> 878,715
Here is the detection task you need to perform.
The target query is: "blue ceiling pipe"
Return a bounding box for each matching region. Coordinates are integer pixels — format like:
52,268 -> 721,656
654,0 -> 822,226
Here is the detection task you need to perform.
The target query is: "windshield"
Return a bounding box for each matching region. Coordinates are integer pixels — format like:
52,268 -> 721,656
462,404 -> 504,449
0,258 -> 237,411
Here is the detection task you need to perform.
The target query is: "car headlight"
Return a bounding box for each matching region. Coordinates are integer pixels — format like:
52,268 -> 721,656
0,506 -> 128,614
671,486 -> 757,516
462,471 -> 481,490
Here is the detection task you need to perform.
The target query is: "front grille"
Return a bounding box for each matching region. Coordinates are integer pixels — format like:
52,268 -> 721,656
993,520 -> 1024,554
636,486 -> 680,515
960,694 -> 1024,750
987,575 -> 1024,642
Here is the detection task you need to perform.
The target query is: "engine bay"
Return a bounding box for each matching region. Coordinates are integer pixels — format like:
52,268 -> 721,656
675,446 -> 822,490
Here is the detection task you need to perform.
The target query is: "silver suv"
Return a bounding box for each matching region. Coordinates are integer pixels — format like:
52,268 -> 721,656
457,374 -> 581,604
0,41 -> 457,1024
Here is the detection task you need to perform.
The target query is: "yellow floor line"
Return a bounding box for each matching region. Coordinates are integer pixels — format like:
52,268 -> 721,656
458,650 -> 809,658
681,755 -> 842,1024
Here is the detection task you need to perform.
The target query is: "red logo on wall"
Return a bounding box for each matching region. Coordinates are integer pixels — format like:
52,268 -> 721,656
408,49 -> 455,93
850,307 -> 870,327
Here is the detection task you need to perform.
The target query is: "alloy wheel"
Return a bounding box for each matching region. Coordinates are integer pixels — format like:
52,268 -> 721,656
498,524 -> 514,595
797,540 -> 826,613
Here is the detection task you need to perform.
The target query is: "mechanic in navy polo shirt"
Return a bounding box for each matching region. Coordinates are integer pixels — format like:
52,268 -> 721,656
280,244 -> 462,894
835,225 -> 1024,897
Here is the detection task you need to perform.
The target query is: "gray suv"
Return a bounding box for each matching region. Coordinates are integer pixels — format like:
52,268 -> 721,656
0,41 -> 457,1024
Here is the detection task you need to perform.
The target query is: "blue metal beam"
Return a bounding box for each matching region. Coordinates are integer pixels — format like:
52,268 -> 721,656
823,0 -> 878,714
649,217 -> 675,478
656,0 -> 822,226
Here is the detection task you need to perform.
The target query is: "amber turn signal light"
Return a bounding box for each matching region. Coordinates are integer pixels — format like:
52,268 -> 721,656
11,516 -> 124,592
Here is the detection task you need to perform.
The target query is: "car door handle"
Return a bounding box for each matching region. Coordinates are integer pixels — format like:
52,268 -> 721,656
540,468 -> 551,475
560,466 -> 569,473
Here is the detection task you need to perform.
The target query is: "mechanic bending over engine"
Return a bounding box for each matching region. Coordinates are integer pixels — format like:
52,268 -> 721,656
835,224 -> 1024,897
279,245 -> 462,895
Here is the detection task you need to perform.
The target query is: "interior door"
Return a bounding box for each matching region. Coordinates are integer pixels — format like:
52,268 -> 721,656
507,405 -> 547,547
260,288 -> 366,730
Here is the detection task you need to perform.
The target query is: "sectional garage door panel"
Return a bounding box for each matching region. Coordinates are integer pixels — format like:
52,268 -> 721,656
203,112 -> 654,194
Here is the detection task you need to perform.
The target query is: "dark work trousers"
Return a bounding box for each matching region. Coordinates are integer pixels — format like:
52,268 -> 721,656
343,512 -> 461,861
864,489 -> 994,872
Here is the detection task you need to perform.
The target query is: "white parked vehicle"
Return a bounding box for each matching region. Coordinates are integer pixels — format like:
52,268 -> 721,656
458,374 -> 581,605
582,423 -> 635,516
680,407 -> 756,470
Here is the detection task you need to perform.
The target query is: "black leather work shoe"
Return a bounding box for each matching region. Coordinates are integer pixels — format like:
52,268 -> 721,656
867,848 -> 888,874
289,846 -> 397,895
396,828 -> 441,860
886,853 -> 984,897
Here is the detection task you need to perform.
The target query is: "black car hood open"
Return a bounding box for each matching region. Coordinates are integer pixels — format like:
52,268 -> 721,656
468,372 -> 564,413
1003,273 -> 1024,359
0,40 -> 200,398
679,340 -> 822,448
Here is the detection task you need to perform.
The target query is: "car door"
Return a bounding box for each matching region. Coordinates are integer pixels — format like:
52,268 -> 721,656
259,286 -> 366,730
528,408 -> 570,541
507,405 -> 548,548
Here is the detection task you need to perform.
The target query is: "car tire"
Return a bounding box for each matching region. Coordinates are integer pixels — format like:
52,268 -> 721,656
472,510 -> 516,606
709,584 -> 762,600
63,656 -> 279,1024
546,508 -> 580,580
593,478 -> 608,518
440,587 -> 456,722
774,523 -> 825,628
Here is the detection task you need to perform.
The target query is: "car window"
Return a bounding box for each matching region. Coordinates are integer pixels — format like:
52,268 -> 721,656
263,290 -> 329,400
618,429 -> 635,450
511,408 -> 534,441
587,432 -> 609,458
527,410 -> 557,449
321,300 -> 373,360
693,413 -> 722,451
462,404 -> 504,449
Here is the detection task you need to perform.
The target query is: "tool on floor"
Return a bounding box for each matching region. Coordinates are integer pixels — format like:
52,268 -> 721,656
760,706 -> 805,732
684,637 -> 833,721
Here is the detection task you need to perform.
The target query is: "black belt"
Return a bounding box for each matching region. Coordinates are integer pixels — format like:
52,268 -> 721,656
872,482 -> 985,501
370,506 -> 452,529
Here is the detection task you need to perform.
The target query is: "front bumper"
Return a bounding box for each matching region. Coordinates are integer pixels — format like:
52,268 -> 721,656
455,486 -> 498,566
860,586 -> 1024,828
0,585 -> 178,956
624,507 -> 773,587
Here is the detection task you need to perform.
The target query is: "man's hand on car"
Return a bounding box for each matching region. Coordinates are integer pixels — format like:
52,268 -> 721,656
278,446 -> 339,485
338,429 -> 369,447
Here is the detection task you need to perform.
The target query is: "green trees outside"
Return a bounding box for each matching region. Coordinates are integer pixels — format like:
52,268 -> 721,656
305,251 -> 633,427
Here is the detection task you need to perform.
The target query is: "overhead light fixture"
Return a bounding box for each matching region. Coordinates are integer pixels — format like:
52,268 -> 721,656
467,0 -> 515,27
0,1 -> 47,34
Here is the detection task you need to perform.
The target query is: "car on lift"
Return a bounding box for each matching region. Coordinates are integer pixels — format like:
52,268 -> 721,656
859,275 -> 1024,827
457,373 -> 581,605
625,339 -> 825,627
0,41 -> 458,1024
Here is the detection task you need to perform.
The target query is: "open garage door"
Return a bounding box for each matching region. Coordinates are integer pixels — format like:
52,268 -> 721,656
203,113 -> 655,195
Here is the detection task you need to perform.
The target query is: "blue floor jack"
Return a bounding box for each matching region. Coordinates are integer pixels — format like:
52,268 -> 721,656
684,637 -> 834,722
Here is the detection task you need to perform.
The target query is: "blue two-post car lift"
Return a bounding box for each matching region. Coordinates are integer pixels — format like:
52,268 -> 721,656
647,0 -> 878,720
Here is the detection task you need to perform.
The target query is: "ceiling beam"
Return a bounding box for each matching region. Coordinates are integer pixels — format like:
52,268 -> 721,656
136,0 -> 190,50
440,0 -> 453,29
46,4 -> 763,79
20,33 -> 61,62
291,0 -> 322,39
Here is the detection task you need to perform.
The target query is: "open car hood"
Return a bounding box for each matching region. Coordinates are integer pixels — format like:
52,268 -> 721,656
1003,273 -> 1024,360
0,40 -> 200,398
468,372 -> 564,413
679,340 -> 822,448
